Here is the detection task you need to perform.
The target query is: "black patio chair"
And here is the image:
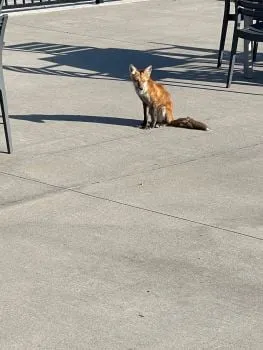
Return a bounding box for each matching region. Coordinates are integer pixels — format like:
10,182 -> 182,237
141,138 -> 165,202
0,14 -> 12,153
226,0 -> 263,87
217,0 -> 258,68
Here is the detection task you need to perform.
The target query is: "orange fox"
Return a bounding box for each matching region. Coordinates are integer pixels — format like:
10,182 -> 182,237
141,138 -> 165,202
129,64 -> 209,131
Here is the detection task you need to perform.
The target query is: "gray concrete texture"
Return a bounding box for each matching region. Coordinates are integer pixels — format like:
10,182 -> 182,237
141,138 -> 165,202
0,0 -> 263,348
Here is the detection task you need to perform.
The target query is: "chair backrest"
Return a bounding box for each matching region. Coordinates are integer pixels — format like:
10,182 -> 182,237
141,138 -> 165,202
0,14 -> 8,67
237,0 -> 263,21
0,0 -> 5,12
0,14 -> 7,47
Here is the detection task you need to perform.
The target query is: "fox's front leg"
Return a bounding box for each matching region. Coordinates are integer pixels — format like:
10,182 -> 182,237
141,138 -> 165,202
140,102 -> 149,128
149,106 -> 158,128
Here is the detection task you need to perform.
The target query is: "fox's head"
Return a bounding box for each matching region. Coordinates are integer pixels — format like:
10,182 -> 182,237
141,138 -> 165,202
129,64 -> 152,92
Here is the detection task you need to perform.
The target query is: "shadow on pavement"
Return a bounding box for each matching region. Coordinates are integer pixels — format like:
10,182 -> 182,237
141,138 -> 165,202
4,41 -> 263,97
10,114 -> 141,127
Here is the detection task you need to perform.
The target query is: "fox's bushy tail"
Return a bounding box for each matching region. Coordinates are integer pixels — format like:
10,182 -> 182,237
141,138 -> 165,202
169,117 -> 209,131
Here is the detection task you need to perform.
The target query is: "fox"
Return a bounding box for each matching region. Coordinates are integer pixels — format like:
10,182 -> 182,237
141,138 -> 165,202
129,64 -> 209,131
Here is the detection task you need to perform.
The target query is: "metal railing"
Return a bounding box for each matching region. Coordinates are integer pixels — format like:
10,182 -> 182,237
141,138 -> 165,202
2,0 -> 108,10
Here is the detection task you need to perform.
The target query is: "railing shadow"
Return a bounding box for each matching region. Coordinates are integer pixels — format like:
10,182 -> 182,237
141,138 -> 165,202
4,41 -> 263,93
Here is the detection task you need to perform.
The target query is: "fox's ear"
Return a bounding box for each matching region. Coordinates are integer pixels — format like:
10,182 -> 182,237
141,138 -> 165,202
129,64 -> 137,75
144,65 -> 152,76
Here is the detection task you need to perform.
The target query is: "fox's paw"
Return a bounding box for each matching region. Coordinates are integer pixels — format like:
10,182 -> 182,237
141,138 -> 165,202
150,122 -> 158,129
151,123 -> 162,129
139,122 -> 150,129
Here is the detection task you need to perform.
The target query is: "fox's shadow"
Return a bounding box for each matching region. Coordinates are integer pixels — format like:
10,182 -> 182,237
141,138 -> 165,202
10,114 -> 142,127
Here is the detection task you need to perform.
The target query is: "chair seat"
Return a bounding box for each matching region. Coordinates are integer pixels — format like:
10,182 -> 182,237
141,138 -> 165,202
238,21 -> 263,41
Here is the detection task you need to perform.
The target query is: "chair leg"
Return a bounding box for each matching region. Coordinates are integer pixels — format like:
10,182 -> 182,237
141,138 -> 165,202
217,0 -> 231,69
226,33 -> 238,88
253,41 -> 258,62
0,88 -> 12,153
217,17 -> 229,68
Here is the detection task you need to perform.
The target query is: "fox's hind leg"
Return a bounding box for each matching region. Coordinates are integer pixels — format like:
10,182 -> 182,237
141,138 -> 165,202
149,106 -> 165,128
150,106 -> 166,128
158,106 -> 167,126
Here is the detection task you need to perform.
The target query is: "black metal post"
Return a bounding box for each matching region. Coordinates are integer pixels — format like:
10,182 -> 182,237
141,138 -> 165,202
96,0 -> 104,3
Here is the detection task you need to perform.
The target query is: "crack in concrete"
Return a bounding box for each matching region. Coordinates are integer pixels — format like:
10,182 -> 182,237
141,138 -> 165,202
0,143 -> 262,243
69,187 -> 263,242
69,140 -> 263,188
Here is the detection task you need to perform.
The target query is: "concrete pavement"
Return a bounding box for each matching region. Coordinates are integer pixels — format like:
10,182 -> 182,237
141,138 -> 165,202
0,0 -> 263,348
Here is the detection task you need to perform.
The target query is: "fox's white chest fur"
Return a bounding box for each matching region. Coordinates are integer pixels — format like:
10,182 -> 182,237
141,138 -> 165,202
135,87 -> 151,105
